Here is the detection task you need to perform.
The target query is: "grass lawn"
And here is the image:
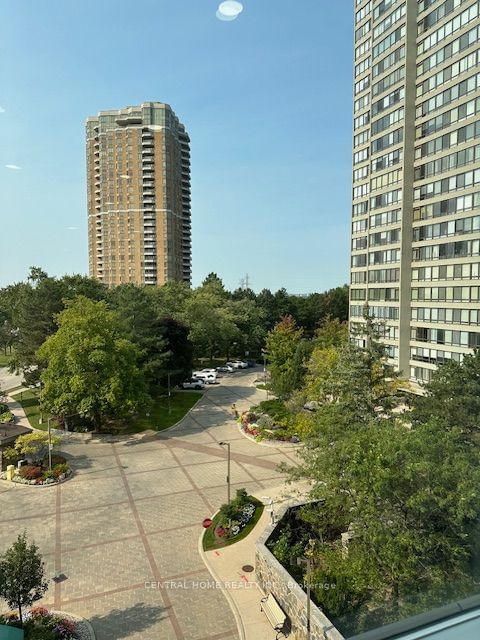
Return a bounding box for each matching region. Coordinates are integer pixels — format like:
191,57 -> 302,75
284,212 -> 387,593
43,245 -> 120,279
116,391 -> 202,434
203,498 -> 264,551
11,389 -> 60,432
10,390 -> 201,435
0,352 -> 12,367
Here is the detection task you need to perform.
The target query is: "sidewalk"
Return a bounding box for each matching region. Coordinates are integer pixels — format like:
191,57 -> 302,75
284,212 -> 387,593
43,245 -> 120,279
200,483 -> 309,640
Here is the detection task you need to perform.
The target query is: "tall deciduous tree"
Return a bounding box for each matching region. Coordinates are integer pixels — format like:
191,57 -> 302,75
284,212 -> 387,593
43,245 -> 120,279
38,297 -> 148,429
0,532 -> 48,626
411,349 -> 480,440
265,315 -> 308,399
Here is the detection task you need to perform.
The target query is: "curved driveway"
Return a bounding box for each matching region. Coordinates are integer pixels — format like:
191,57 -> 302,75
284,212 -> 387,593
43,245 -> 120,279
0,369 -> 297,640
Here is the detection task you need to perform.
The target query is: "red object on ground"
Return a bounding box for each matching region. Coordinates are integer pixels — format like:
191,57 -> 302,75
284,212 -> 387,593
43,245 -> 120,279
202,518 -> 213,528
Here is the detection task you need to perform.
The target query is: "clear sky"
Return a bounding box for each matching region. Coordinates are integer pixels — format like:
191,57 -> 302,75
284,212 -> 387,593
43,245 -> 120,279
0,0 -> 354,293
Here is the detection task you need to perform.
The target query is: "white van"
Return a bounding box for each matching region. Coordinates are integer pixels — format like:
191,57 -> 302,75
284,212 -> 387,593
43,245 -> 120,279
192,370 -> 217,384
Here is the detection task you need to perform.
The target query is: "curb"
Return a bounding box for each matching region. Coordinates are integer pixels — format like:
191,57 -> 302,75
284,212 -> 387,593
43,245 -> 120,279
197,520 -> 246,640
236,423 -> 302,449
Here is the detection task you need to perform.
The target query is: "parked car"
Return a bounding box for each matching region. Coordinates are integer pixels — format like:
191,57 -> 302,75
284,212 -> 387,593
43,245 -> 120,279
216,364 -> 235,373
227,360 -> 248,369
192,371 -> 217,384
180,378 -> 206,390
246,360 -> 257,367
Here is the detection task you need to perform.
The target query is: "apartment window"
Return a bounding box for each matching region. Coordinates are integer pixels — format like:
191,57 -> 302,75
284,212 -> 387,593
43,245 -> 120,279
355,130 -> 371,146
372,149 -> 402,171
355,56 -> 371,77
370,227 -> 400,246
351,271 -> 367,283
372,45 -> 405,77
356,1 -> 372,24
412,238 -> 480,261
355,39 -> 371,60
355,94 -> 370,113
372,26 -> 405,59
372,107 -> 404,135
417,72 -> 480,119
368,287 -> 399,301
417,25 -> 479,76
373,4 -> 406,40
371,169 -> 402,190
369,305 -> 400,319
354,183 -> 370,199
371,127 -> 403,153
356,19 -> 371,41
354,166 -> 369,181
374,0 -> 400,20
370,208 -> 401,227
413,191 -> 480,221
418,0 -> 470,35
351,288 -> 367,300
414,169 -> 480,201
352,236 -> 368,250
415,144 -> 480,179
413,214 -> 480,241
354,112 -> 371,130
355,76 -> 370,95
372,87 -> 404,117
412,306 -> 480,325
354,148 -> 370,164
352,254 -> 367,267
417,2 -> 480,55
370,188 -> 402,209
412,263 -> 480,281
416,111 -> 480,155
372,66 -> 405,97
353,201 -> 369,216
417,51 -> 478,98
368,268 -> 400,282
369,248 -> 400,264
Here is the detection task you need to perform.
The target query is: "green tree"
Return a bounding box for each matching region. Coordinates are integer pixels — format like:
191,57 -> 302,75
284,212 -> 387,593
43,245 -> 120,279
265,315 -> 307,399
108,284 -> 170,393
38,297 -> 148,430
0,532 -> 48,626
9,432 -> 61,464
411,349 -> 480,440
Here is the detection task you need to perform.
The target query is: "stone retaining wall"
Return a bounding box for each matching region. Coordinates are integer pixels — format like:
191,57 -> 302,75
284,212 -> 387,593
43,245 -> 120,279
255,502 -> 344,640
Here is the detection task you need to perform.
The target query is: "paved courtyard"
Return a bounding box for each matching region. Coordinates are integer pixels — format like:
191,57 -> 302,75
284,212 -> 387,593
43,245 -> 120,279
0,370 -> 298,639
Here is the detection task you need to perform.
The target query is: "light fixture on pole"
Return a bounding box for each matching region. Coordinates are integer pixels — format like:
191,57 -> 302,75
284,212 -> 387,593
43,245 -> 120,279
218,441 -> 231,505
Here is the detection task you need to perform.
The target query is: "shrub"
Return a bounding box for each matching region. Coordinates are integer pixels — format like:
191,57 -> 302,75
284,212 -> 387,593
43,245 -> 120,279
19,465 -> 42,480
256,414 -> 274,430
30,605 -> 50,619
0,411 -> 14,424
42,470 -> 56,480
53,463 -> 69,477
42,454 -> 66,467
257,399 -> 289,422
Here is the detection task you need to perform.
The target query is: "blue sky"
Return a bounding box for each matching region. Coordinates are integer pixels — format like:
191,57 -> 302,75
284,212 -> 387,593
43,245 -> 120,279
0,1 -> 353,293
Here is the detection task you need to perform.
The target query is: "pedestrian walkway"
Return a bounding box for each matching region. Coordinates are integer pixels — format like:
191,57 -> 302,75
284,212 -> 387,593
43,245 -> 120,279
201,483 -> 309,640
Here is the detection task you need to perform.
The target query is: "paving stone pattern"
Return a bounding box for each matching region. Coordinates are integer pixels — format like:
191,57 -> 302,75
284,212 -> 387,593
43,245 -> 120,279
0,370 -> 298,640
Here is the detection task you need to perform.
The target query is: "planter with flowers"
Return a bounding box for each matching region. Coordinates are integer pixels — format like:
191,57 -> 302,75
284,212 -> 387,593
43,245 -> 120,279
0,606 -> 94,639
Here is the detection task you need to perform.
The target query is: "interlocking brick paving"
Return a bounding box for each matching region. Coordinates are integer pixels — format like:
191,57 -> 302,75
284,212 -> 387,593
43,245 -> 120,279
0,371 -> 298,639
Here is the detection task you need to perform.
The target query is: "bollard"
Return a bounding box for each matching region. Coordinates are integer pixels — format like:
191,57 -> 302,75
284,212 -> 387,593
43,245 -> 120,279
6,465 -> 15,482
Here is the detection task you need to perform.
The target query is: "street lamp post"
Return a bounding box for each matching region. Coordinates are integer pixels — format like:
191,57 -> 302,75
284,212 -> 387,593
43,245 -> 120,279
47,417 -> 53,472
262,349 -> 269,400
219,441 -> 231,505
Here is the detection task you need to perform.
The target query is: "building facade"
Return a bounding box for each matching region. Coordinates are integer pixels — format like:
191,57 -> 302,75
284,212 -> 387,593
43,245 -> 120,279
86,102 -> 191,287
350,0 -> 480,383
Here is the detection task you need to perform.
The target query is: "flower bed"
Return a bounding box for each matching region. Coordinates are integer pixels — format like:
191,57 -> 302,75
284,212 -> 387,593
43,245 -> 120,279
203,489 -> 264,551
0,606 -> 92,639
0,456 -> 72,486
238,409 -> 300,444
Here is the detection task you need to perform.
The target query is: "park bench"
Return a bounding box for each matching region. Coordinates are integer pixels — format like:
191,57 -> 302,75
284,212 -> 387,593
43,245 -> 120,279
260,592 -> 288,638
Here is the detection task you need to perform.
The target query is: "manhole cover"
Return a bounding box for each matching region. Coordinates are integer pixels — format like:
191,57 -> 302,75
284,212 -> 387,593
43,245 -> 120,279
242,565 -> 254,573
